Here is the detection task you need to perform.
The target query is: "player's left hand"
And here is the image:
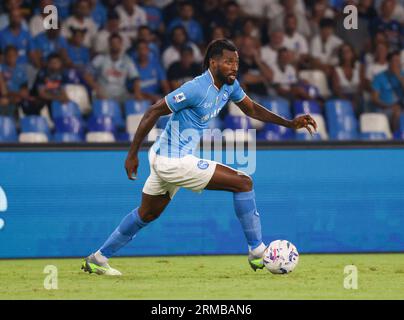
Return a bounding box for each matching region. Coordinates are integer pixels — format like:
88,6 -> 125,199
125,154 -> 139,180
291,114 -> 318,136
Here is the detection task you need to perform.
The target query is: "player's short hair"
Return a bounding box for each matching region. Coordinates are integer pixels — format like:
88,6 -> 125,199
203,39 -> 237,70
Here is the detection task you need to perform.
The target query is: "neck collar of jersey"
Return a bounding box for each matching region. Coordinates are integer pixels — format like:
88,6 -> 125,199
207,69 -> 220,91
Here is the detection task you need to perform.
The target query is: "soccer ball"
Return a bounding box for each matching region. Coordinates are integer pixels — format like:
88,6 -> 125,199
263,240 -> 299,274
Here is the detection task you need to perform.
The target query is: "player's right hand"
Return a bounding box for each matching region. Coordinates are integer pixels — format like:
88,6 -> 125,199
125,155 -> 139,180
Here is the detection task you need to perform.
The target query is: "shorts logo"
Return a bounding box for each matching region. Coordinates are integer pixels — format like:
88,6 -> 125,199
174,92 -> 186,103
197,160 -> 209,170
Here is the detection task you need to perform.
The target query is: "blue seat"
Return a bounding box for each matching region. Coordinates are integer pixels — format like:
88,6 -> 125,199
293,100 -> 322,116
257,123 -> 294,141
333,131 -> 359,140
54,117 -> 85,135
325,99 -> 354,118
259,97 -> 291,119
53,132 -> 83,142
325,99 -> 359,140
51,101 -> 82,119
88,116 -> 116,133
296,131 -> 322,141
124,99 -> 150,115
224,115 -> 250,130
92,99 -> 124,128
21,116 -> 50,136
0,116 -> 17,142
400,114 -> 404,131
116,131 -> 130,142
360,132 -> 387,140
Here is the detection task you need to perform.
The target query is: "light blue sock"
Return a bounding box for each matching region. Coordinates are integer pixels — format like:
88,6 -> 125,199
99,207 -> 148,258
233,190 -> 263,250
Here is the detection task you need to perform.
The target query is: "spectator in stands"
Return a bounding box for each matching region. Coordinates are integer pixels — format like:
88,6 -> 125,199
0,45 -> 29,116
198,0 -> 223,34
331,43 -> 365,114
358,0 -> 379,21
310,18 -> 343,75
30,53 -> 71,115
132,39 -> 169,103
167,44 -> 201,90
371,51 -> 404,132
29,28 -> 68,69
308,0 -> 335,36
85,33 -> 142,103
269,0 -> 311,39
115,0 -> 147,41
92,10 -> 130,56
62,0 -> 97,48
370,0 -> 403,51
375,0 -> 404,24
89,0 -> 107,29
29,0 -> 53,37
167,1 -> 204,45
364,41 -> 389,88
0,0 -> 28,31
141,0 -> 165,33
135,25 -> 160,62
241,18 -> 260,41
238,36 -> 273,98
271,47 -> 313,100
53,0 -> 74,20
161,25 -> 202,70
282,13 -> 309,67
65,27 -> 90,72
0,72 -> 11,116
209,26 -> 226,42
218,1 -> 243,39
335,0 -> 371,56
0,8 -> 31,64
261,30 -> 284,69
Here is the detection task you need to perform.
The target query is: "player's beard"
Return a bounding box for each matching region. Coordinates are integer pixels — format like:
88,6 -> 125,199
217,70 -> 236,85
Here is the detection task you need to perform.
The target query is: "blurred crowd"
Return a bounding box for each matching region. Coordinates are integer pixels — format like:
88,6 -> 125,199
0,0 -> 404,139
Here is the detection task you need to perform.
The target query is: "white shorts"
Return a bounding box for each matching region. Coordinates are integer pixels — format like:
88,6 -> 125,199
142,149 -> 217,199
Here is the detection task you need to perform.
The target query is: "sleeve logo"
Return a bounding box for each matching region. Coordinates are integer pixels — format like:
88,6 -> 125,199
173,92 -> 186,103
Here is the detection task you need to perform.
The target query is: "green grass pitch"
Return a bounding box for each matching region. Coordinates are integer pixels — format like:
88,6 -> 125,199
0,254 -> 403,300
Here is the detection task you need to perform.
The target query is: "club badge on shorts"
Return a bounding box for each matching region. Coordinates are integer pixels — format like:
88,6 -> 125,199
197,160 -> 209,170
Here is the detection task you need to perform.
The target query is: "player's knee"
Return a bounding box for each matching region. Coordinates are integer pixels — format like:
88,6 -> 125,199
236,175 -> 253,193
138,209 -> 161,223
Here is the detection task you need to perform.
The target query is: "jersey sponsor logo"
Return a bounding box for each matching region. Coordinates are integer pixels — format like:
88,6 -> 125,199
174,92 -> 186,103
197,160 -> 209,170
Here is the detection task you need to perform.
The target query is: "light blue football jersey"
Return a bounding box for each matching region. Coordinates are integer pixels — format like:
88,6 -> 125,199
152,70 -> 246,158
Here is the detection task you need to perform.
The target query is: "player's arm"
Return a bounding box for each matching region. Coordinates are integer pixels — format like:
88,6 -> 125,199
125,98 -> 172,180
236,95 -> 317,135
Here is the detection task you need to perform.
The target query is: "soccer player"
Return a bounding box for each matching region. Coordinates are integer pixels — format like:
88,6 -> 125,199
82,39 -> 317,276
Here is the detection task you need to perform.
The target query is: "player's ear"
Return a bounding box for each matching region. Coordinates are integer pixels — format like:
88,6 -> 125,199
210,57 -> 216,69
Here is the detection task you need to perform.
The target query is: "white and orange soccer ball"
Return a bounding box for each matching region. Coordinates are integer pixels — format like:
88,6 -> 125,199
263,240 -> 299,274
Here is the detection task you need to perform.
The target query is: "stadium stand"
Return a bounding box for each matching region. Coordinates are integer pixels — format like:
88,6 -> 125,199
0,0 -> 403,143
